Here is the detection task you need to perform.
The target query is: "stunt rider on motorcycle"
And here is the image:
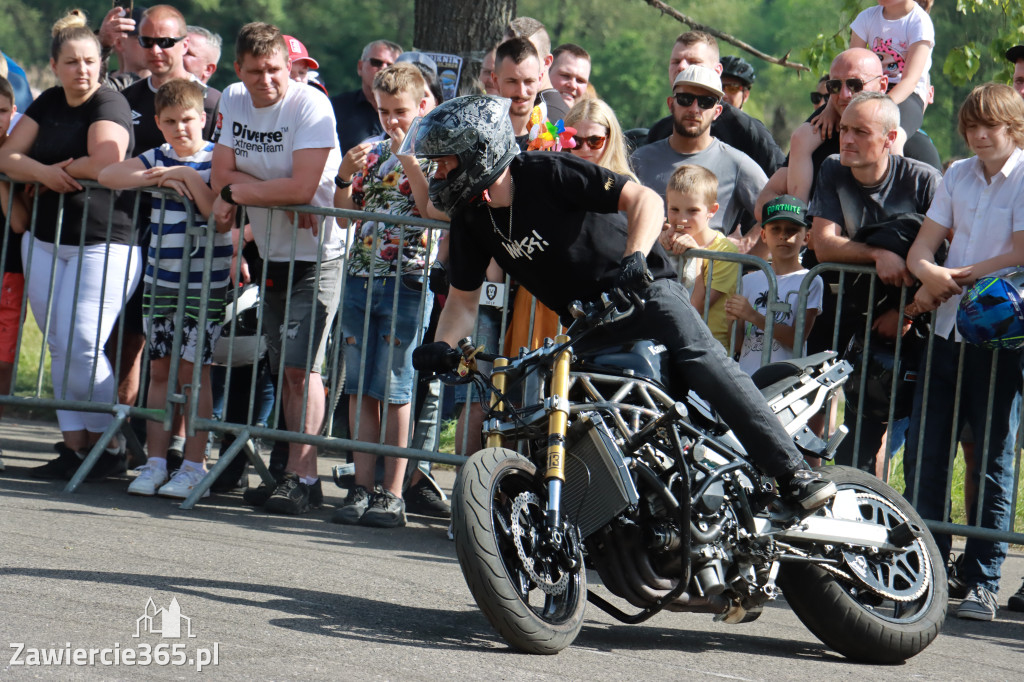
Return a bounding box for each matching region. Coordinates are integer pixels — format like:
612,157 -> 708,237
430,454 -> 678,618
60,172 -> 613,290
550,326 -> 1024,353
407,95 -> 836,511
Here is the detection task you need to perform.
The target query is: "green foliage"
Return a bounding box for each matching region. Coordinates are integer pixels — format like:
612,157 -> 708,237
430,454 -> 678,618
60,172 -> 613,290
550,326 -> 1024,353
943,42 -> 984,85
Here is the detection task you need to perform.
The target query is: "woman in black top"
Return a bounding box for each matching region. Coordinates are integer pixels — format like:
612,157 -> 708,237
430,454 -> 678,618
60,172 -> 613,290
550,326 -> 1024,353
0,10 -> 139,478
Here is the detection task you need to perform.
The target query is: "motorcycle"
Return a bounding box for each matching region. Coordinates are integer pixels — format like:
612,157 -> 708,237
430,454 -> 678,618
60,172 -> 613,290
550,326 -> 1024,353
445,295 -> 946,662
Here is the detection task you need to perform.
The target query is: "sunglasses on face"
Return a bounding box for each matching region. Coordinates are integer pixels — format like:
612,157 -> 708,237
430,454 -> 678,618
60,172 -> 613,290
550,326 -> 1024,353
138,35 -> 186,50
824,74 -> 882,95
367,57 -> 392,69
673,92 -> 720,110
571,135 -> 607,150
810,92 -> 828,106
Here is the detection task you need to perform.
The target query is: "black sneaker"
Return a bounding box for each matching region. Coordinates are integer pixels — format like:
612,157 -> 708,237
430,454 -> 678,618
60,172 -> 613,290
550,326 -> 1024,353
331,485 -> 372,525
780,469 -> 836,511
264,474 -> 322,515
948,553 -> 969,600
1007,580 -> 1024,612
31,444 -> 83,480
86,450 -> 127,480
360,489 -> 407,528
242,470 -> 286,507
404,477 -> 451,518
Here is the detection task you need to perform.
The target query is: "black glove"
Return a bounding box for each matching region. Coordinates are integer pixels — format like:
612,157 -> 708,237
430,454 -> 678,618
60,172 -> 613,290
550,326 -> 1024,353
412,341 -> 461,373
617,251 -> 654,292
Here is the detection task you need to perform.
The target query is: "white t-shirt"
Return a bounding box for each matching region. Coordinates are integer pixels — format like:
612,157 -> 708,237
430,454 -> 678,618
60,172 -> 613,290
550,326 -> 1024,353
926,148 -> 1024,341
737,268 -> 823,375
216,81 -> 343,262
850,5 -> 934,98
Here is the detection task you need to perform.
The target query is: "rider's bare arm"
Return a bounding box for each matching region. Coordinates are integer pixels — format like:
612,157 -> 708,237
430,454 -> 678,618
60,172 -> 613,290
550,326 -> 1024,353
435,285 -> 483,348
619,181 -> 666,258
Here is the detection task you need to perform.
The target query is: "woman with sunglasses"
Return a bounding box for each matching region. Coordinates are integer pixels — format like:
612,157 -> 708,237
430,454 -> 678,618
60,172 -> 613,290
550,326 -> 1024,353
0,10 -> 138,479
564,98 -> 638,181
504,98 -> 640,355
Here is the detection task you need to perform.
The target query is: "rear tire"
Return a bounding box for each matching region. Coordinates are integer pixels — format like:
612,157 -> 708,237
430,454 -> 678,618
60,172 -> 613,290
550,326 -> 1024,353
778,465 -> 947,663
452,447 -> 586,654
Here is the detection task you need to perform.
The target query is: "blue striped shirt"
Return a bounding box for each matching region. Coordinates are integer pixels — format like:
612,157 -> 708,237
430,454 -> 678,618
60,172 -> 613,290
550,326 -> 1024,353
139,142 -> 232,289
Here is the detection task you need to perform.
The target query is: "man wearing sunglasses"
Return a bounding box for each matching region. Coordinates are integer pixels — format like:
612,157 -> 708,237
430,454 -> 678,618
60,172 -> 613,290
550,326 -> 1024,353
122,5 -> 220,151
645,31 -> 783,179
631,64 -> 767,241
330,39 -> 403,153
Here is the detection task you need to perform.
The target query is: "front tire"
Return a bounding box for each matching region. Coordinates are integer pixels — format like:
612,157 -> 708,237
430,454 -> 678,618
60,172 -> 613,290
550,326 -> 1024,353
778,465 -> 947,663
452,447 -> 586,654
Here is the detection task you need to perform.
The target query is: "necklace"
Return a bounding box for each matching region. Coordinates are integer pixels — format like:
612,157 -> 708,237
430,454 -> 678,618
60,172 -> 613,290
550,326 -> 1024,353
487,177 -> 514,242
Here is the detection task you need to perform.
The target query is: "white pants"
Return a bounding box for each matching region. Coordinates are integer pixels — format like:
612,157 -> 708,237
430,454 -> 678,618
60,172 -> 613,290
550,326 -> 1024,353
22,236 -> 140,433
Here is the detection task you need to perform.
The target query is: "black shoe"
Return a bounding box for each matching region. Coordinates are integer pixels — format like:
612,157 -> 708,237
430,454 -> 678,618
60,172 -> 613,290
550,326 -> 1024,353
331,485 -> 372,525
263,473 -> 315,515
31,444 -> 83,480
166,448 -> 184,474
210,456 -> 249,494
360,489 -> 407,528
242,469 -> 287,507
780,469 -> 836,511
86,450 -> 127,480
1007,580 -> 1024,612
404,477 -> 451,518
948,553 -> 969,600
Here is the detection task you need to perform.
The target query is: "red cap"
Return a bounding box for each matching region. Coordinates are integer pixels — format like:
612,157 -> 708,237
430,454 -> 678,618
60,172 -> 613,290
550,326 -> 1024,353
283,35 -> 319,70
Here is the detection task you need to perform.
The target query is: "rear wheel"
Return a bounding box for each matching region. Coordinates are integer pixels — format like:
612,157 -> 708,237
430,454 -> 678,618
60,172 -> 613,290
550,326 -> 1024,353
778,465 -> 947,663
452,447 -> 586,654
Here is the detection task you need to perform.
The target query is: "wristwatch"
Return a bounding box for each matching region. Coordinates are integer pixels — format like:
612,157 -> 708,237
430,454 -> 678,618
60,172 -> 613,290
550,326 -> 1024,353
220,184 -> 236,205
334,175 -> 353,189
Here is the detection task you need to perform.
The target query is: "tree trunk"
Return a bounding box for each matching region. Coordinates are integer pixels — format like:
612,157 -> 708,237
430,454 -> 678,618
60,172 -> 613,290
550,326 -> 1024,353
414,0 -> 516,94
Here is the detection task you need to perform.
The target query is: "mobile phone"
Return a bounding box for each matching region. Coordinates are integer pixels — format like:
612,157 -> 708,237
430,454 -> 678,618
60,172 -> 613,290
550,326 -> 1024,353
112,0 -> 133,14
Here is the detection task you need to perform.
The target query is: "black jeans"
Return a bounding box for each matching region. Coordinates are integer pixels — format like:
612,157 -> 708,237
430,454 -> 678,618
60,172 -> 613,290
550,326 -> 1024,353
592,278 -> 805,478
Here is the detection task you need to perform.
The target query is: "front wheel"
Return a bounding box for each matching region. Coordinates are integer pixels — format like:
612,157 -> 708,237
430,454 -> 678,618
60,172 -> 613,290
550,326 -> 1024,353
452,447 -> 586,654
778,465 -> 947,664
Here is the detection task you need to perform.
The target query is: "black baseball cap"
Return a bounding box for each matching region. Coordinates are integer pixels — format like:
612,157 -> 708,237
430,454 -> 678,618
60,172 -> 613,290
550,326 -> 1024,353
1006,45 -> 1024,63
762,194 -> 810,227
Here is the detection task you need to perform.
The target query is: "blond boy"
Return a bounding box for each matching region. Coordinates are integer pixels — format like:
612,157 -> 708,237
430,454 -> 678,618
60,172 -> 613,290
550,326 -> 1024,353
659,164 -> 739,349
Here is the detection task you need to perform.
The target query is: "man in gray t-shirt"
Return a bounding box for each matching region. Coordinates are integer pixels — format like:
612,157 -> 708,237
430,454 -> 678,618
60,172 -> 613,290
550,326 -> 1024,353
808,92 -> 939,476
631,65 -> 767,236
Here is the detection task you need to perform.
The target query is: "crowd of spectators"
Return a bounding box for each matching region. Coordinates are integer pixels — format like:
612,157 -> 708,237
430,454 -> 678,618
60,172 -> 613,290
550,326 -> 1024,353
2,1 -> 1024,622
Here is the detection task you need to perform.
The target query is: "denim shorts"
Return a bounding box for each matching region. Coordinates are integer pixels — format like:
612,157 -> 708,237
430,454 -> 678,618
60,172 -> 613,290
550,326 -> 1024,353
342,274 -> 433,403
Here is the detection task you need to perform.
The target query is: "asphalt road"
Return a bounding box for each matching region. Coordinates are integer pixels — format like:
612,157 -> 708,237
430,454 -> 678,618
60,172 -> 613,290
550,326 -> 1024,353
2,417 -> 1023,680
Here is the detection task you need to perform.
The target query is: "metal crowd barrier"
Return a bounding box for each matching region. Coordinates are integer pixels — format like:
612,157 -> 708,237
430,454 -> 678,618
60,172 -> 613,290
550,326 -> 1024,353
4,182 -> 1022,548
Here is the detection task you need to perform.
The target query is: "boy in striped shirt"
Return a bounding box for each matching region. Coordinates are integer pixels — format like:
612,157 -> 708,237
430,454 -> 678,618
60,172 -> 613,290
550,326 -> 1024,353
100,78 -> 232,498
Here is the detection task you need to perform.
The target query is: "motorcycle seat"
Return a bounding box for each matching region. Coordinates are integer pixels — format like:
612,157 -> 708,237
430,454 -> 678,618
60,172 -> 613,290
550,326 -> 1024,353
751,351 -> 837,400
577,341 -> 665,383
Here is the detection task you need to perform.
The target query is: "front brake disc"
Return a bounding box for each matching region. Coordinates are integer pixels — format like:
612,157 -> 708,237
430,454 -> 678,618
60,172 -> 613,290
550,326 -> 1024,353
510,491 -> 571,596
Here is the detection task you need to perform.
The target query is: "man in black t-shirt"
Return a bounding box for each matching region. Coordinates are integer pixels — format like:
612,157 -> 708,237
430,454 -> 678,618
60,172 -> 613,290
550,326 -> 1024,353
407,95 -> 836,511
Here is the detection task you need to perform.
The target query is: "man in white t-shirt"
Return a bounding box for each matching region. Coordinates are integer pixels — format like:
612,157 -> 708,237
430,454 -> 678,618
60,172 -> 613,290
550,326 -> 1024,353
212,21 -> 343,516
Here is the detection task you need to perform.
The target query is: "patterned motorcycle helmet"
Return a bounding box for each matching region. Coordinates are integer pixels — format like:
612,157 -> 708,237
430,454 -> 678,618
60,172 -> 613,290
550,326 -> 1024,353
398,95 -> 518,215
956,270 -> 1024,349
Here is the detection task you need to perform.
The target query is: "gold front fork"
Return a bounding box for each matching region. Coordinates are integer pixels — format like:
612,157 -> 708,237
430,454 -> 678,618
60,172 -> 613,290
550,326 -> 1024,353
545,334 -> 572,482
485,357 -> 508,449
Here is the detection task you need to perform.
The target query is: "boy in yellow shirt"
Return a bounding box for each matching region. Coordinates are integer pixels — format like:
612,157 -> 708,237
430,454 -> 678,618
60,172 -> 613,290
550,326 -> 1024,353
658,164 -> 738,349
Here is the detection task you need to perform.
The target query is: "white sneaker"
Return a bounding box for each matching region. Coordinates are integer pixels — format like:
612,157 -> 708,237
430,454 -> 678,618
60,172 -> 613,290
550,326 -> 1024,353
158,466 -> 210,499
127,464 -> 169,496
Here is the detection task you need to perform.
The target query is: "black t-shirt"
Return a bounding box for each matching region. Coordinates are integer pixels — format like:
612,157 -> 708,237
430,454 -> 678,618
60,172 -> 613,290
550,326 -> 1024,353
447,152 -> 674,315
331,88 -> 381,154
122,77 -> 221,153
646,102 -> 784,177
25,86 -> 135,245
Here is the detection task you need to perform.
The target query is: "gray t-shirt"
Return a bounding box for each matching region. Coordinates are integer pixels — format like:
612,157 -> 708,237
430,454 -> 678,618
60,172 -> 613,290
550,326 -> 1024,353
630,137 -> 768,234
807,154 -> 940,238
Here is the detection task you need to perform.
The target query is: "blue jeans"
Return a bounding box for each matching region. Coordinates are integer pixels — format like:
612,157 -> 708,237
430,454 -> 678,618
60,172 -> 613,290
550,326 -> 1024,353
342,275 -> 433,403
903,336 -> 1021,593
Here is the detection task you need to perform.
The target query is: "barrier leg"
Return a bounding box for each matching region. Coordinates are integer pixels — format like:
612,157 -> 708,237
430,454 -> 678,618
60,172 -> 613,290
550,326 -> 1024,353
63,408 -> 128,493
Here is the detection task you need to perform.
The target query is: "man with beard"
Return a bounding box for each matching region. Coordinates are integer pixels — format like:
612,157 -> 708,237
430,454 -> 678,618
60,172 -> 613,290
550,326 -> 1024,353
493,38 -> 545,149
631,65 -> 767,237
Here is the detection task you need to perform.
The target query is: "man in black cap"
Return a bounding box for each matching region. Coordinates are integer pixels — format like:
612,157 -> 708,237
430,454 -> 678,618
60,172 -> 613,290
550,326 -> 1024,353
720,55 -> 755,111
1007,45 -> 1024,98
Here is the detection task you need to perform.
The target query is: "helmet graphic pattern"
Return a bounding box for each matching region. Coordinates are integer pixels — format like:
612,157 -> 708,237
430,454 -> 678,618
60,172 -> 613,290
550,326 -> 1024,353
957,272 -> 1024,349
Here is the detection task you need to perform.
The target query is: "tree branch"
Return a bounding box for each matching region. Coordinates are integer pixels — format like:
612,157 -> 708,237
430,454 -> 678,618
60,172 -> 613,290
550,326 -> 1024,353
639,0 -> 810,73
